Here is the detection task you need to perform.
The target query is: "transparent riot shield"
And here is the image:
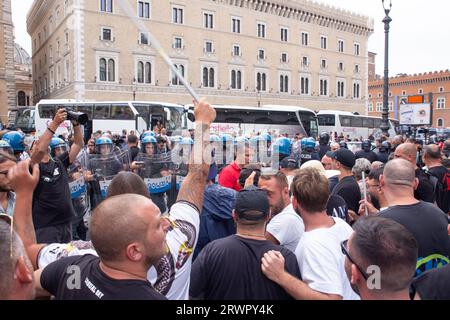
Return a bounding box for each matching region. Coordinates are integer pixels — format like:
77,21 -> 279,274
88,149 -> 131,199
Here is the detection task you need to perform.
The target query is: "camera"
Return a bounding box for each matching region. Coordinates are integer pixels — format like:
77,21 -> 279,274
60,107 -> 89,125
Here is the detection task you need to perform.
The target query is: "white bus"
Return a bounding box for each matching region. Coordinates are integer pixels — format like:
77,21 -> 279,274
34,100 -> 188,137
187,104 -> 318,138
317,110 -> 399,139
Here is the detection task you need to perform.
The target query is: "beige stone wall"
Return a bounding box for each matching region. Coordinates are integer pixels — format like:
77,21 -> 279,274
29,0 -> 373,114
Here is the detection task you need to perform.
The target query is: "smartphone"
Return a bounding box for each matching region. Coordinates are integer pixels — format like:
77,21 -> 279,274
361,171 -> 369,216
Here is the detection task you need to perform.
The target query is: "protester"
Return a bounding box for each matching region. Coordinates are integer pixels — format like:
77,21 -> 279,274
330,148 -> 361,217
127,134 -> 140,162
218,140 -> 252,191
422,144 -> 449,214
411,264 -> 450,300
279,157 -> 299,188
29,108 -> 84,243
318,133 -> 331,159
352,158 -> 371,195
261,168 -> 359,300
357,166 -> 387,216
344,217 -> 418,300
0,152 -> 17,216
379,159 -> 450,275
394,143 -> 435,203
194,163 -> 237,260
259,172 -> 305,252
237,164 -> 261,189
190,186 -> 301,300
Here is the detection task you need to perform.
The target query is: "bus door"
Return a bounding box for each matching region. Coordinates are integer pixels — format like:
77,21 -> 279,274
149,105 -> 165,131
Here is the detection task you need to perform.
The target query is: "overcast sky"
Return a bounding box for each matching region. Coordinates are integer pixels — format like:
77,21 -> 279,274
12,0 -> 450,76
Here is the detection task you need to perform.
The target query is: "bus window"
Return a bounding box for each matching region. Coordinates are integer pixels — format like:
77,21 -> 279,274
351,117 -> 363,127
317,115 -> 335,126
339,115 -> 352,127
74,105 -> 93,119
94,104 -> 110,119
363,118 -> 374,128
39,104 -> 57,118
166,107 -> 185,131
111,104 -> 134,120
299,112 -> 318,138
374,119 -> 382,128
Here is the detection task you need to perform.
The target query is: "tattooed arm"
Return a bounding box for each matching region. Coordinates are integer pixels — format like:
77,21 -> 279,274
176,98 -> 216,212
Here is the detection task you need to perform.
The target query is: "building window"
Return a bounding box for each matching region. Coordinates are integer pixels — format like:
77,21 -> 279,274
17,91 -> 26,106
202,67 -> 215,88
368,103 -> 373,112
338,39 -> 344,53
320,36 -> 327,49
418,88 -> 423,94
230,70 -> 242,89
136,61 -> 152,84
172,7 -> 183,24
172,64 -> 185,85
300,76 -> 310,95
353,82 -> 361,99
232,45 -> 241,57
139,32 -> 149,45
439,87 -> 444,93
258,49 -> 265,60
437,119 -> 444,127
100,0 -> 113,13
338,62 -> 344,72
204,12 -> 214,29
257,22 -> 266,38
204,41 -> 213,53
302,56 -> 309,67
99,57 -> 116,82
402,90 -> 406,96
101,27 -> 112,41
388,91 -> 392,97
437,97 -> 446,109
173,37 -> 183,49
337,81 -> 345,98
280,75 -> 289,93
368,94 -> 372,98
377,93 -> 382,98
280,27 -> 288,42
354,42 -> 360,56
256,72 -> 267,92
281,53 -> 288,63
388,101 -> 393,111
376,102 -> 383,112
321,59 -> 327,69
320,79 -> 328,96
301,32 -> 309,46
138,1 -> 150,19
232,17 -> 241,33
354,64 -> 360,73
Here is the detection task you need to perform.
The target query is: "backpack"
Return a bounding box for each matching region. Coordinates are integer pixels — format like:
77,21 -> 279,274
431,169 -> 450,214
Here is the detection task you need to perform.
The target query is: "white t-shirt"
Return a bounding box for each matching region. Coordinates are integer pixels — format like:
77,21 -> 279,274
294,217 -> 360,300
38,202 -> 199,301
266,204 -> 305,253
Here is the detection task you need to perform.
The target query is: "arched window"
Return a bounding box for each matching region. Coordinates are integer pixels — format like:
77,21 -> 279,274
437,118 -> 444,127
99,58 -> 107,81
209,68 -> 214,87
236,71 -> 241,89
108,59 -> 115,81
17,91 -> 26,106
202,67 -> 208,87
231,70 -> 236,89
145,62 -> 151,83
137,61 -> 144,83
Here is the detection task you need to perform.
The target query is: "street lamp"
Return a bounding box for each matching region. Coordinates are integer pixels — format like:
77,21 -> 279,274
257,89 -> 262,107
132,78 -> 137,101
381,0 -> 392,135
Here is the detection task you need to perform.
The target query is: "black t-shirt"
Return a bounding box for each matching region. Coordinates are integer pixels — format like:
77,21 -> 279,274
376,151 -> 389,164
190,235 -> 301,300
319,145 -> 330,159
411,264 -> 450,300
327,194 -> 348,221
129,146 -> 140,162
380,202 -> 450,275
428,165 -> 447,184
415,169 -> 435,203
33,151 -> 75,228
331,176 -> 361,213
41,255 -> 166,300
355,150 -> 378,163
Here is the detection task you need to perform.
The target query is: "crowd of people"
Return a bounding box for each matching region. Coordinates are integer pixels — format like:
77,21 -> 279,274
0,99 -> 449,300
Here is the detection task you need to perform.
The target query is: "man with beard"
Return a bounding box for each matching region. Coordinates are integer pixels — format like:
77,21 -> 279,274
0,152 -> 17,216
261,168 -> 359,300
357,166 -> 389,216
343,216 -> 418,300
259,172 -> 305,253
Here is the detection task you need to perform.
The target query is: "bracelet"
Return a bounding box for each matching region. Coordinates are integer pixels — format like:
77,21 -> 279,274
47,127 -> 56,135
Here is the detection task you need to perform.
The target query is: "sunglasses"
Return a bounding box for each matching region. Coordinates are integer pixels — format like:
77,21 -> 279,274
341,239 -> 369,280
0,214 -> 13,259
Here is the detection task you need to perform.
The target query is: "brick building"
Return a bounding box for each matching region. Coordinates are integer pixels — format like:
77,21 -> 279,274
368,70 -> 450,129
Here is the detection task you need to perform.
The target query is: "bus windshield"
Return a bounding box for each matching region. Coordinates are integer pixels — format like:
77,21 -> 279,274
299,111 -> 318,138
132,103 -> 186,132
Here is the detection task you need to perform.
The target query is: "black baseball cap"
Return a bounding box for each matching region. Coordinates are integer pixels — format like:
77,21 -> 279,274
235,186 -> 270,221
280,157 -> 299,170
329,148 -> 356,168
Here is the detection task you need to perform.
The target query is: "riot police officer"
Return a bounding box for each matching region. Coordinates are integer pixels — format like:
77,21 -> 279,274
2,131 -> 28,161
355,139 -> 378,163
318,132 -> 331,159
300,137 -> 320,165
377,141 -> 391,164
